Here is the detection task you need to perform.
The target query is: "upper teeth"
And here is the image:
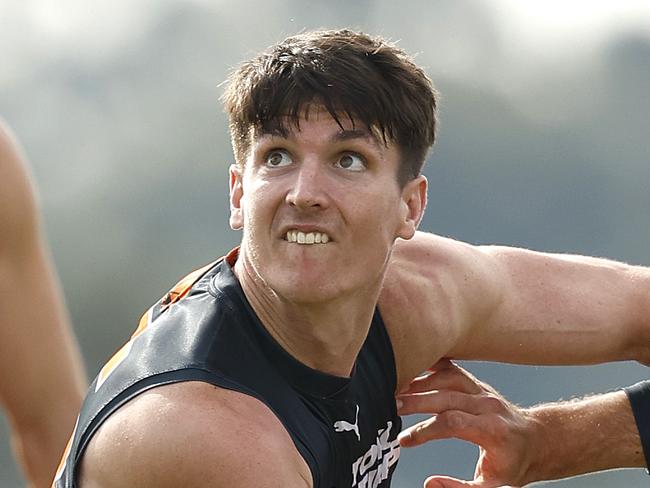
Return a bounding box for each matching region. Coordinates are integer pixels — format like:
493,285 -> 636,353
286,230 -> 330,244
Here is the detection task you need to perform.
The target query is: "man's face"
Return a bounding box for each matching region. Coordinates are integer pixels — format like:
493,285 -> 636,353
229,106 -> 426,303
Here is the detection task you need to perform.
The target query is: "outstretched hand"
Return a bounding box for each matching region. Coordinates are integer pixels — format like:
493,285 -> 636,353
396,359 -> 537,488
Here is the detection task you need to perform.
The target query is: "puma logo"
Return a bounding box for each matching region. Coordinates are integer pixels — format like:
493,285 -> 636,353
333,404 -> 360,441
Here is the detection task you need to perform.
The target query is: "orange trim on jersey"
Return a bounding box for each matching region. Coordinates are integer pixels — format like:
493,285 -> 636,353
94,309 -> 151,392
94,257 -> 226,393
160,261 -> 216,311
130,306 -> 152,339
225,246 -> 239,267
94,305 -> 155,392
52,417 -> 78,485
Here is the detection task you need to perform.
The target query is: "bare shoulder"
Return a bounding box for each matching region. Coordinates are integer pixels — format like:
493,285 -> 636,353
79,381 -> 312,488
379,232 -> 503,388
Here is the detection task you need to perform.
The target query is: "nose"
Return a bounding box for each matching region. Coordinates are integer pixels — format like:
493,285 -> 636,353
285,160 -> 329,210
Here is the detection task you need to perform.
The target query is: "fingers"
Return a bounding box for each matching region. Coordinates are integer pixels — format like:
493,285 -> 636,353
403,361 -> 489,396
427,358 -> 454,373
405,368 -> 484,395
397,390 -> 505,416
398,410 -> 471,446
397,409 -> 504,448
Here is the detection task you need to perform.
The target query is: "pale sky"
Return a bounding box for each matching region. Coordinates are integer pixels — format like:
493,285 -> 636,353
492,0 -> 650,58
1,0 -> 648,126
3,0 -> 649,54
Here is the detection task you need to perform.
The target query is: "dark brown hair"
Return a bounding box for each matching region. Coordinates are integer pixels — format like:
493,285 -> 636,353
221,29 -> 438,185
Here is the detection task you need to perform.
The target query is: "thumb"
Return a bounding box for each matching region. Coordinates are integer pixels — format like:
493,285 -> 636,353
424,476 -> 518,488
424,476 -> 474,488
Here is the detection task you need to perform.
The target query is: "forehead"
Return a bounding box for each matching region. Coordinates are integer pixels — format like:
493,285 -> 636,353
252,105 -> 386,147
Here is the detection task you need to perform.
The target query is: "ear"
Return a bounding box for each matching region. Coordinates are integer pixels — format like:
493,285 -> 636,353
229,164 -> 244,230
396,175 -> 427,240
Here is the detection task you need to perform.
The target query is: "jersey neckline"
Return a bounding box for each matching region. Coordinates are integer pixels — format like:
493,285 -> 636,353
213,249 -> 370,399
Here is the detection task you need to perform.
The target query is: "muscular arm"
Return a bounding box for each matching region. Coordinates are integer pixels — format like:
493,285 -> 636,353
382,231 -> 650,387
460,243 -> 650,365
0,120 -> 86,487
397,361 -> 645,487
79,382 -> 312,488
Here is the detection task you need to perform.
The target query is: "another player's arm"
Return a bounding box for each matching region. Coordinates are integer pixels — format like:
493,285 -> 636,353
78,382 -> 312,488
396,360 -> 644,487
0,120 -> 86,487
524,389 -> 644,480
382,231 -> 650,387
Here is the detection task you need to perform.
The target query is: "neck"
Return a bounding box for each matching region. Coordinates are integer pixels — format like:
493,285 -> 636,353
233,249 -> 383,377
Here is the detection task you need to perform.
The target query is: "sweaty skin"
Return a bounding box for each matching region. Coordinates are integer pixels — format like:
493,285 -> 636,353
229,109 -> 424,377
78,110 -> 650,487
0,120 -> 86,487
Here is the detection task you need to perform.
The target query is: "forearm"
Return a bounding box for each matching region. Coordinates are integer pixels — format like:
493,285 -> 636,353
0,120 -> 86,486
11,413 -> 78,488
0,249 -> 86,486
524,390 -> 644,484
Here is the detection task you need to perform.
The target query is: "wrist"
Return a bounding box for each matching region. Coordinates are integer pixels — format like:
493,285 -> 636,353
522,391 -> 644,484
518,407 -> 553,485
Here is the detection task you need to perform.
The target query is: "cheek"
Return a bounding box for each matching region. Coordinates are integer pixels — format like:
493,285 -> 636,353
241,181 -> 279,233
357,193 -> 403,238
343,201 -> 402,275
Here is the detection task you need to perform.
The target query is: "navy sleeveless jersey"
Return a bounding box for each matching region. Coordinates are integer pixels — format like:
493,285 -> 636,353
54,250 -> 402,487
625,380 -> 650,472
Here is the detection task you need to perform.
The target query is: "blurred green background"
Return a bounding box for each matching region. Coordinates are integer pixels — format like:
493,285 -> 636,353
1,0 -> 649,486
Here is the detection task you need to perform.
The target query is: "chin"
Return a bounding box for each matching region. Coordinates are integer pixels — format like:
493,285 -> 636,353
270,273 -> 343,304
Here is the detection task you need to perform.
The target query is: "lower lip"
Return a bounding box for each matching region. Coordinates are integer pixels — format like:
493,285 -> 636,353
284,241 -> 331,246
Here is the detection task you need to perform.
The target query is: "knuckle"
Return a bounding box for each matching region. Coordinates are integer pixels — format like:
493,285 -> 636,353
446,391 -> 464,409
484,413 -> 509,441
439,410 -> 465,430
479,393 -> 505,412
412,391 -> 436,410
410,420 -> 434,442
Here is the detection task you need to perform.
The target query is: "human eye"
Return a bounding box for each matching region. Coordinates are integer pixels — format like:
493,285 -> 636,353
264,149 -> 293,168
334,152 -> 367,172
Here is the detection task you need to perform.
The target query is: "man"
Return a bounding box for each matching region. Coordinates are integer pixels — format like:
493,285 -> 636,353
0,119 -> 87,487
54,30 -> 650,487
397,360 -> 648,487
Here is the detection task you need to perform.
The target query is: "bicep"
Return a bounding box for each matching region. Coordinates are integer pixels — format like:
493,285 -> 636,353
79,383 -> 312,488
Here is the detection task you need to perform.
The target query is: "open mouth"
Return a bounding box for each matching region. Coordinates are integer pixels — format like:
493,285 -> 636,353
285,230 -> 331,244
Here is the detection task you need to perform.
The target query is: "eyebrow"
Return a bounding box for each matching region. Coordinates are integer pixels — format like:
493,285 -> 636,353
258,127 -> 382,149
331,129 -> 381,148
